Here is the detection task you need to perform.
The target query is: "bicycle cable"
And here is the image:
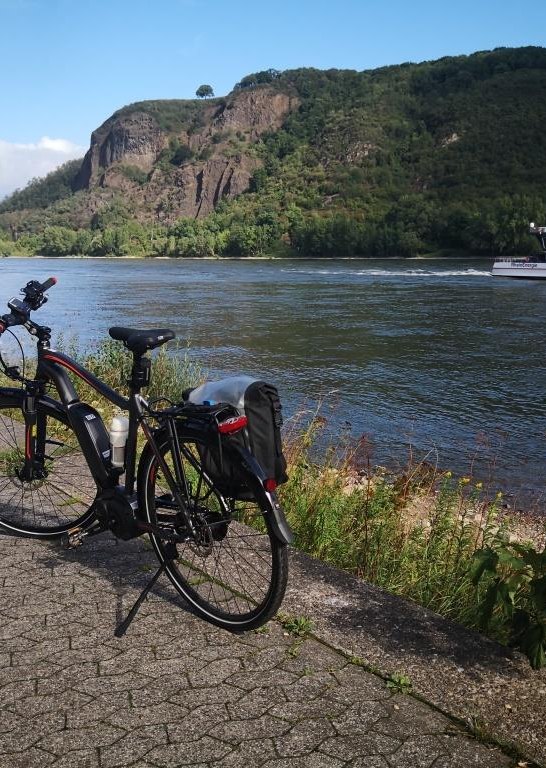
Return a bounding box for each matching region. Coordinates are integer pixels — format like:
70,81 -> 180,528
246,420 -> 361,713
0,329 -> 26,383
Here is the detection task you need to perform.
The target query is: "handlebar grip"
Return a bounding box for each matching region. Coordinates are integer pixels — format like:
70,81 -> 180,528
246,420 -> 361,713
40,277 -> 57,292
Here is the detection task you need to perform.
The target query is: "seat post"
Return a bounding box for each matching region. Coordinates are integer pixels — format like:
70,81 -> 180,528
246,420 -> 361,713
129,352 -> 151,395
124,353 -> 151,495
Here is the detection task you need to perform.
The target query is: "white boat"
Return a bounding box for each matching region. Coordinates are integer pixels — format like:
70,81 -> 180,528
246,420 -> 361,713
492,224 -> 546,278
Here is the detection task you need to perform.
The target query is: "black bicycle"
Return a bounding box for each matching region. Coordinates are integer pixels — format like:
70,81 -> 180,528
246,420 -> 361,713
0,277 -> 292,633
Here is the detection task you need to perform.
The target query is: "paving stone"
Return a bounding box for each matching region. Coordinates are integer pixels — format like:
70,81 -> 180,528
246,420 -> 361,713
64,691 -> 134,729
187,656 -> 243,687
10,689 -> 93,718
166,703 -> 231,742
99,725 -> 168,768
146,736 -> 232,766
332,700 -> 390,735
434,734 -> 513,767
0,532 -> 521,768
49,750 -> 100,768
213,714 -> 292,744
0,747 -> 56,767
227,685 -> 287,720
216,737 -> 278,767
0,712 -> 66,753
110,701 -> 190,730
275,718 -> 337,757
319,732 -> 402,761
38,724 -> 126,755
269,697 -> 347,722
169,682 -> 243,710
385,734 -> 448,767
262,755 -> 345,768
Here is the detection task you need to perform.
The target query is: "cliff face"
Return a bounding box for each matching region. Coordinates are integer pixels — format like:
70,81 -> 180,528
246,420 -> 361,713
74,112 -> 165,190
73,88 -> 297,221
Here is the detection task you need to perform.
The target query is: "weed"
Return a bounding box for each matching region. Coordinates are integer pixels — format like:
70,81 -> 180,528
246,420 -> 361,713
280,614 -> 314,637
386,672 -> 413,694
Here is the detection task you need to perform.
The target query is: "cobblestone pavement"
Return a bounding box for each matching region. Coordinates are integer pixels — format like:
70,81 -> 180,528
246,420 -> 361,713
0,533 -> 518,768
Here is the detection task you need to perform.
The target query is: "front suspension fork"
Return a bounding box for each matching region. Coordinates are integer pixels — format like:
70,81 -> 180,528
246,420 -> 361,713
19,386 -> 46,481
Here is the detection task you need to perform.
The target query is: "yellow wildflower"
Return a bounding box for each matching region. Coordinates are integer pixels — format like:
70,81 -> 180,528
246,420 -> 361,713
475,482 -> 483,490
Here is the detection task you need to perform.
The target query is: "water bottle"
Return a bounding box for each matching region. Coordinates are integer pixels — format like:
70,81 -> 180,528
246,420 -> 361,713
109,415 -> 129,468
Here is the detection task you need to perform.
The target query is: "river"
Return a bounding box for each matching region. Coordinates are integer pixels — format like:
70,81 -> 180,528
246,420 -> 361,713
1,256 -> 545,509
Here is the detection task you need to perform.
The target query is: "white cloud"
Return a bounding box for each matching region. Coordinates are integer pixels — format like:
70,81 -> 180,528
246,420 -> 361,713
0,136 -> 86,200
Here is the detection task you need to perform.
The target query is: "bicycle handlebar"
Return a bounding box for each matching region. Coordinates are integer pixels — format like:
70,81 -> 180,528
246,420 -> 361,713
0,277 -> 57,334
39,276 -> 57,293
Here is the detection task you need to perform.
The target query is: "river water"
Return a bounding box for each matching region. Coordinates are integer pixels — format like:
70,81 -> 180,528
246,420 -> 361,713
1,257 -> 545,507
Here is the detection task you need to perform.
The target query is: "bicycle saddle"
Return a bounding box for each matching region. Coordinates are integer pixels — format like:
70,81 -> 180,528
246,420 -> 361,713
109,327 -> 176,354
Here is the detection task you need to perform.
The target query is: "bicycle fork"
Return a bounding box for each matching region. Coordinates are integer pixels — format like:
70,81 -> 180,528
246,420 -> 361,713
19,384 -> 47,482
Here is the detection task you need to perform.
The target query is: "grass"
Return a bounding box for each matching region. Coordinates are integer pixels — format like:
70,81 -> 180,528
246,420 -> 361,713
278,414 -> 544,651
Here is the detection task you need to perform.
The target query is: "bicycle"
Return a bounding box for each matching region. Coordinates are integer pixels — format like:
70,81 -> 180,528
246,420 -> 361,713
0,277 -> 292,633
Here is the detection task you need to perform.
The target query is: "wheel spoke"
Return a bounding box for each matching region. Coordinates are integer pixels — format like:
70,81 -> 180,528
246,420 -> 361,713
144,434 -> 287,628
0,404 -> 97,535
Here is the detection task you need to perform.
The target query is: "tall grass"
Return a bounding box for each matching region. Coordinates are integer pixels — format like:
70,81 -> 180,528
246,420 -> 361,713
280,416 -> 523,633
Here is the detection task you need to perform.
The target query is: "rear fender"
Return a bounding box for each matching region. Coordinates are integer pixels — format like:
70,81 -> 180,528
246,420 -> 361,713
226,443 -> 294,546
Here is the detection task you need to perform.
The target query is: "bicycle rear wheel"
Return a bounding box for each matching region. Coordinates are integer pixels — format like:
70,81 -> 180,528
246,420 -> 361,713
138,431 -> 288,632
0,394 -> 98,537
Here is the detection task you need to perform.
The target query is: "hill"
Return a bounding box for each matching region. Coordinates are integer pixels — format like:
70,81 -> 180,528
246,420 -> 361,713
2,47 -> 546,258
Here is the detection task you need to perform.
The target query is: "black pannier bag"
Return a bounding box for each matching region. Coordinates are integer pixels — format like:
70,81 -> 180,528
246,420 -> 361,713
185,376 -> 288,500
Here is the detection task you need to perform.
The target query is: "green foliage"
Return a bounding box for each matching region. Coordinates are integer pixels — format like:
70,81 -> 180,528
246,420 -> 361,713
40,226 -> 77,256
279,614 -> 314,637
3,47 -> 546,258
119,164 -> 149,185
196,84 -> 214,98
171,144 -> 194,166
0,159 -> 82,213
234,68 -> 281,90
112,98 -> 213,134
386,672 -> 413,694
471,540 -> 546,669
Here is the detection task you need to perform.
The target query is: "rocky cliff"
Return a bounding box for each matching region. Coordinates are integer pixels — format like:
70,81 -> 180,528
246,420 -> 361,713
73,87 -> 297,221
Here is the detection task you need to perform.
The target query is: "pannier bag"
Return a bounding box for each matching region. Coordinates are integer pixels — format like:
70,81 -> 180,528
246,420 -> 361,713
186,376 -> 288,500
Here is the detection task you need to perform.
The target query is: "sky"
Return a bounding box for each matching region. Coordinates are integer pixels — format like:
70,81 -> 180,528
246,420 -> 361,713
1,0 -> 545,198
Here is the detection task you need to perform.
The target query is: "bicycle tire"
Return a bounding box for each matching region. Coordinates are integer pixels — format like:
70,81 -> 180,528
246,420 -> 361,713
137,429 -> 288,632
0,392 -> 98,537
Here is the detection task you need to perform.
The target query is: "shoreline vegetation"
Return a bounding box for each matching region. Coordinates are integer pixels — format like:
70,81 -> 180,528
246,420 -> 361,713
1,251 -> 489,260
2,338 -> 543,668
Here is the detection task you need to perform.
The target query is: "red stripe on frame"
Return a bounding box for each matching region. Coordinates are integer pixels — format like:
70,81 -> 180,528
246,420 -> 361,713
43,354 -> 95,388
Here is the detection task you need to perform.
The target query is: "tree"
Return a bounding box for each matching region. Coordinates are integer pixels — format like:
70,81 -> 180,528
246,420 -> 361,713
196,84 -> 214,99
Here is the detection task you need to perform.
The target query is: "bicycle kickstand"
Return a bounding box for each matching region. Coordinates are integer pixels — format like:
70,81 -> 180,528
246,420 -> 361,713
114,543 -> 177,638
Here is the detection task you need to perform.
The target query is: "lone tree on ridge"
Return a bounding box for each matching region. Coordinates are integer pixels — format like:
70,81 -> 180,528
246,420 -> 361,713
196,84 -> 214,98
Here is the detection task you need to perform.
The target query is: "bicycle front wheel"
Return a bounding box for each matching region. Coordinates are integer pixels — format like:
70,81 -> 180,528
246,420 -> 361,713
0,394 -> 98,537
137,431 -> 288,632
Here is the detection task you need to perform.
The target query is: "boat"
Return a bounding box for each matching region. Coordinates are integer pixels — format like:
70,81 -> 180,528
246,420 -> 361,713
491,224 -> 546,278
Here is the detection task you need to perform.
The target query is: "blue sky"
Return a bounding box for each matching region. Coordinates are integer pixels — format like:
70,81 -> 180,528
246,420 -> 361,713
1,0 -> 545,197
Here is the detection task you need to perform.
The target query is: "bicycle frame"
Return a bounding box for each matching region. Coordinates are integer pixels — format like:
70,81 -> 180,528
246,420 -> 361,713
27,344 -> 225,542
38,347 -> 138,491
3,335 -> 293,547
